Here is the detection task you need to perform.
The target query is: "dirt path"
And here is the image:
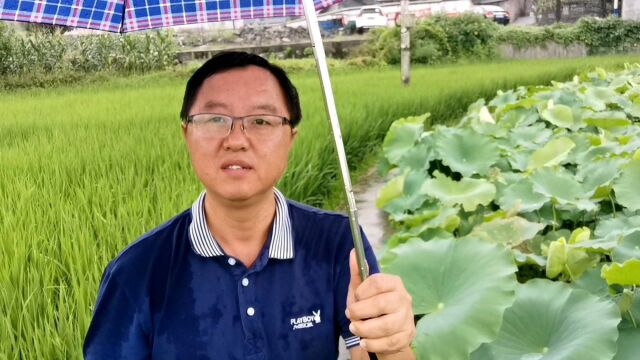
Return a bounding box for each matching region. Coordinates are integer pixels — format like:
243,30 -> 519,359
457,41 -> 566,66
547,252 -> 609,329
338,168 -> 392,359
352,169 -> 393,254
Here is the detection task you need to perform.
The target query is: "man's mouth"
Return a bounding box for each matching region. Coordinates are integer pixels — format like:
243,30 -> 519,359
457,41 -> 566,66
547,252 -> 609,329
221,161 -> 253,171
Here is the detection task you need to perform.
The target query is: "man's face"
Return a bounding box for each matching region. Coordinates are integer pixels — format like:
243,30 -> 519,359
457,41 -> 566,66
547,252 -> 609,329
183,65 -> 297,204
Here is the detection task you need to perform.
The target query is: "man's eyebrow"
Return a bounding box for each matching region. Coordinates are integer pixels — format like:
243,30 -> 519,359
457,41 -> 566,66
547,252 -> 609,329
200,101 -> 279,114
199,101 -> 227,112
252,104 -> 278,114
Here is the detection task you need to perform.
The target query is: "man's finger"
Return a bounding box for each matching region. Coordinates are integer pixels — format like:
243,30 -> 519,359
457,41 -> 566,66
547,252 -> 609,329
347,291 -> 400,321
355,273 -> 404,301
360,329 -> 415,354
349,311 -> 405,339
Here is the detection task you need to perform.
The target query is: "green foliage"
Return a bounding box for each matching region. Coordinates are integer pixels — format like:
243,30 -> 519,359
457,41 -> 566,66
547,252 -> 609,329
369,14 -> 499,65
0,25 -> 177,89
494,22 -> 578,49
498,17 -> 640,55
367,16 -> 640,65
430,14 -> 499,60
576,17 -> 640,55
379,65 -> 640,358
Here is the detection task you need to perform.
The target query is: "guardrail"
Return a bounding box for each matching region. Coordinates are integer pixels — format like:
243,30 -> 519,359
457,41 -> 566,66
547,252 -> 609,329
176,36 -> 371,62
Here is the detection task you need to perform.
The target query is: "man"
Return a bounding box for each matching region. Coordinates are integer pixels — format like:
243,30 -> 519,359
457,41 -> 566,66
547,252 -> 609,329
84,51 -> 415,359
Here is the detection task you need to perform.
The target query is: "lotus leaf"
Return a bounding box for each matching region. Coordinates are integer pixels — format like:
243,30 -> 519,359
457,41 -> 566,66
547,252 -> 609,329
614,327 -> 640,360
570,233 -> 621,252
512,249 -> 547,266
571,264 -> 609,299
583,87 -> 618,111
469,217 -> 544,247
496,178 -> 548,213
508,123 -> 552,150
489,89 -> 518,108
612,231 -> 640,263
530,167 -> 585,204
392,206 -> 461,235
540,103 -> 575,129
396,139 -> 435,171
613,160 -> 640,211
382,115 -> 427,165
583,111 -> 631,129
498,107 -> 539,128
471,279 -> 620,360
601,259 -> 640,286
576,158 -> 622,195
527,137 -> 575,171
422,173 -> 496,212
383,238 -> 517,360
507,149 -> 532,172
433,128 -> 500,177
376,174 -> 404,210
595,214 -> 640,238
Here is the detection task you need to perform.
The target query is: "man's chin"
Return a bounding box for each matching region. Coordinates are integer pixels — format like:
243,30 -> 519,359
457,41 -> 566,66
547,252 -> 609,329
207,187 -> 272,205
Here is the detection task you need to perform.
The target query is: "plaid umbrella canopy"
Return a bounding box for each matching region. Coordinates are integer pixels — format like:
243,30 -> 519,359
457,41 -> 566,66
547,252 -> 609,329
0,0 -> 341,33
0,0 -> 371,279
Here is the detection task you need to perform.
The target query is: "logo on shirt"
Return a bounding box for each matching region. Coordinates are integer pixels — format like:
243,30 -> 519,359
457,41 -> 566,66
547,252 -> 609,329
290,309 -> 321,330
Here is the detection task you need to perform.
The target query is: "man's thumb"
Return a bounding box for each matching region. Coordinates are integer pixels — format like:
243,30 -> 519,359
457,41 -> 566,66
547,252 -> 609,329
349,249 -> 364,291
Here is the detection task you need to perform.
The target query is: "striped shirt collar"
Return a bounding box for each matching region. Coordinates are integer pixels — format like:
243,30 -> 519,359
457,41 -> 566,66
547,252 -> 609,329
188,189 -> 294,259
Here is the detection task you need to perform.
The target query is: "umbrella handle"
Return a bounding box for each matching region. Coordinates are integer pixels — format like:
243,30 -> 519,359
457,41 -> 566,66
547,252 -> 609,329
301,0 -> 369,281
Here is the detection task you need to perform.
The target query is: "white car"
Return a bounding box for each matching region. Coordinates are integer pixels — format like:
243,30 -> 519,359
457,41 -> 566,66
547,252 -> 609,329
355,6 -> 388,33
470,5 -> 510,25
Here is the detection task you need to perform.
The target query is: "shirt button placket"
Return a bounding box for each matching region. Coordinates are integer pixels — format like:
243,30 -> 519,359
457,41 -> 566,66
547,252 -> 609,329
240,273 -> 263,357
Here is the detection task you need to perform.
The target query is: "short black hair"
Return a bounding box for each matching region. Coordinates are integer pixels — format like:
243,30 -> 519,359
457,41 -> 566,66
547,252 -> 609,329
180,51 -> 302,127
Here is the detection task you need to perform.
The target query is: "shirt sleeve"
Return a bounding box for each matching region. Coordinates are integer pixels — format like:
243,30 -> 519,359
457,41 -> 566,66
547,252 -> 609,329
83,263 -> 151,360
335,226 -> 380,350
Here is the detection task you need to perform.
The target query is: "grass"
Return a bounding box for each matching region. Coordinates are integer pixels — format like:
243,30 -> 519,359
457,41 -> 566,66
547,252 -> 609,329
1,54 -> 640,358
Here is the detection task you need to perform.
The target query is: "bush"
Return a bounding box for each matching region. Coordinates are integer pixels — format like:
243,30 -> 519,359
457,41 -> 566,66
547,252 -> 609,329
0,25 -> 177,89
575,17 -> 640,55
365,15 -> 640,65
368,14 -> 499,65
431,14 -> 500,60
411,21 -> 451,64
0,23 -> 18,75
495,22 -> 578,49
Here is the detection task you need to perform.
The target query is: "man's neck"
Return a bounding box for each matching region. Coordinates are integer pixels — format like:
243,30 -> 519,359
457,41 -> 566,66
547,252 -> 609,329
203,190 -> 276,268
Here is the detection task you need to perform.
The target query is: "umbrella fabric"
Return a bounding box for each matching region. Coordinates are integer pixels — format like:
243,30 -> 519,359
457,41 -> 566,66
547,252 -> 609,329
0,0 -> 341,33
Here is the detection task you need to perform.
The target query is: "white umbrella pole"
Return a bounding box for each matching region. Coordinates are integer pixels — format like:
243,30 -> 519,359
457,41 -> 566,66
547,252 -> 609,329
301,0 -> 369,281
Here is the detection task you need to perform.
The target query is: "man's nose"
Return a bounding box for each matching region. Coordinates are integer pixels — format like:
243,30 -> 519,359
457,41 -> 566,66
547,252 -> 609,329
223,119 -> 249,150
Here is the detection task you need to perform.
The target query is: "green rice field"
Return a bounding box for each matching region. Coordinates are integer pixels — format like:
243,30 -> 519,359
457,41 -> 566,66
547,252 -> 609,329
2,55 -> 640,358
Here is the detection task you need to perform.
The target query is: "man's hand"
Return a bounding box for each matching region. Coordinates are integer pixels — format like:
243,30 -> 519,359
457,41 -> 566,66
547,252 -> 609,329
346,250 -> 416,359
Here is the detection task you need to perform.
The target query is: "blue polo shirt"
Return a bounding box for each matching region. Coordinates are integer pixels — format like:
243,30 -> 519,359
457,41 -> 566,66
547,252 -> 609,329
84,189 -> 379,359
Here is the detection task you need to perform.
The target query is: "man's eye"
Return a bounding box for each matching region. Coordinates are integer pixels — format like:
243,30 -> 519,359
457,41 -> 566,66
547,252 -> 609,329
251,118 -> 273,126
207,116 -> 228,124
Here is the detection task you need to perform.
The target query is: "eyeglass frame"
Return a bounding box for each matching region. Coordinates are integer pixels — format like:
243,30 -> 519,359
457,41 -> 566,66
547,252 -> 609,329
182,113 -> 294,138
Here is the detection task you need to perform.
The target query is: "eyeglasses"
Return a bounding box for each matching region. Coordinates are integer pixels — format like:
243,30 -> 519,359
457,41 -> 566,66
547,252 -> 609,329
184,113 -> 292,140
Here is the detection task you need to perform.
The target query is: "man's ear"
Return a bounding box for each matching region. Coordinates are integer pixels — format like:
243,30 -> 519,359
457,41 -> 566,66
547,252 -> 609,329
181,122 -> 187,137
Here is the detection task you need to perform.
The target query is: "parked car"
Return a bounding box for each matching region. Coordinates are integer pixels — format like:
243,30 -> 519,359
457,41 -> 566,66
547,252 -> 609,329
471,5 -> 510,25
355,6 -> 387,33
